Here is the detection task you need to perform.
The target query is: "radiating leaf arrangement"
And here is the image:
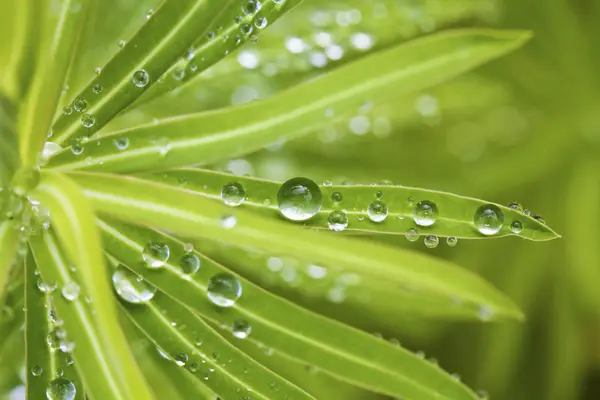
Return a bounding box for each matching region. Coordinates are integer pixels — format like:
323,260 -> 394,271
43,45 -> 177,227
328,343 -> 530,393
0,0 -> 559,399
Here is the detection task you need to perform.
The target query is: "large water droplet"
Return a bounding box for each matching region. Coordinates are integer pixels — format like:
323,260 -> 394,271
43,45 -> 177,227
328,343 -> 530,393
221,182 -> 246,206
413,200 -> 438,227
327,210 -> 348,231
61,282 -> 80,301
232,319 -> 252,339
277,177 -> 322,221
367,200 -> 388,222
207,273 -> 242,307
474,204 -> 504,235
112,266 -> 156,304
46,378 -> 76,400
132,70 -> 150,87
180,253 -> 200,275
142,241 -> 170,268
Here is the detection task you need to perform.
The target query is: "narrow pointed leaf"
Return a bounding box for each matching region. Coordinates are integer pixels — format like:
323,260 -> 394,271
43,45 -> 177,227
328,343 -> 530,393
0,93 -> 18,187
143,169 -> 558,241
31,172 -> 153,400
69,172 -> 522,319
98,218 -> 482,400
0,222 -> 19,299
47,29 -> 531,173
19,0 -> 93,167
25,251 -> 83,400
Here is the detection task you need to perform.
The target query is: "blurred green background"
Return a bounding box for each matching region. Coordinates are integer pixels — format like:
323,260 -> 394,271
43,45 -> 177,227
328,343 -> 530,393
2,0 -> 599,399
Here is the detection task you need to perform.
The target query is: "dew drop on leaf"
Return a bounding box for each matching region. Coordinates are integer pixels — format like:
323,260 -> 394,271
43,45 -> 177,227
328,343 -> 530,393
331,191 -> 343,204
413,200 -> 438,227
277,177 -> 323,221
474,204 -> 504,235
73,98 -> 87,112
81,114 -> 95,128
113,136 -> 129,150
508,202 -> 523,212
327,210 -> 348,232
220,215 -> 237,229
232,319 -> 252,339
132,70 -> 150,87
112,266 -> 156,304
47,329 -> 62,350
405,228 -> 419,242
62,106 -> 72,116
142,242 -> 170,268
424,235 -> 439,248
367,200 -> 388,222
510,220 -> 523,234
446,236 -> 458,247
207,273 -> 242,307
174,353 -> 188,366
46,378 -> 76,400
92,84 -> 103,94
41,142 -> 62,163
180,253 -> 200,275
61,282 -> 80,301
31,365 -> 42,376
221,182 -> 246,206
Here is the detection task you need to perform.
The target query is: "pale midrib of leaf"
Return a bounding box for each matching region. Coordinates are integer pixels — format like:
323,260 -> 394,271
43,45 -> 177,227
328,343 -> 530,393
98,220 -> 478,400
142,169 -> 559,241
19,0 -> 93,166
52,0 -> 214,145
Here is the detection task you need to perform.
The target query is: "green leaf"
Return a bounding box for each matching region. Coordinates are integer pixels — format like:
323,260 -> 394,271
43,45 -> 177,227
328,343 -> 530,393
50,0 -> 298,147
98,217 -> 482,400
24,250 -> 83,400
46,29 -> 532,173
70,172 -> 522,318
109,257 -> 312,400
142,169 -> 558,241
0,222 -> 19,299
18,0 -> 94,167
31,172 -> 153,400
0,93 -> 18,187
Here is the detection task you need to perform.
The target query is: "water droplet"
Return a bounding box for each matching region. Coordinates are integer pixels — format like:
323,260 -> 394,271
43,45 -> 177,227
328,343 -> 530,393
172,67 -> 185,81
145,8 -> 154,19
424,235 -> 439,248
73,98 -> 87,112
180,253 -> 200,275
46,378 -> 76,400
474,204 -> 504,235
510,220 -> 523,233
254,16 -> 268,29
446,237 -> 458,247
523,209 -> 531,216
220,215 -> 237,229
183,243 -> 194,253
232,319 -> 252,339
174,353 -> 188,367
31,365 -> 43,376
81,114 -> 95,128
367,200 -> 388,222
142,241 -> 170,268
113,136 -> 129,150
277,177 -> 323,221
405,228 -> 419,242
533,215 -> 546,224
508,202 -> 523,212
242,0 -> 259,15
42,142 -> 62,162
132,70 -> 150,87
47,329 -> 62,350
92,84 -> 103,94
221,182 -> 246,206
112,266 -> 156,304
118,40 -> 126,48
207,273 -> 242,307
61,282 -> 80,301
327,210 -> 348,232
413,200 -> 438,227
38,279 -> 58,293
331,192 -> 343,204
62,106 -> 72,116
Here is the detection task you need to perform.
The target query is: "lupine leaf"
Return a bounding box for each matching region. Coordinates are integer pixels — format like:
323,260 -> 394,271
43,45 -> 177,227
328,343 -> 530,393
98,217 -> 483,400
31,172 -> 153,400
46,29 -> 531,173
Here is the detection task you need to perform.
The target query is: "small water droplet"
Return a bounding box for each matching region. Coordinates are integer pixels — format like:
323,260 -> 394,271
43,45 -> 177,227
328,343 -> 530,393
221,182 -> 246,206
277,177 -> 323,221
413,200 -> 438,227
508,202 -> 523,212
327,210 -> 348,232
180,253 -> 200,275
92,84 -> 103,94
405,228 -> 419,242
207,273 -> 242,307
424,235 -> 439,248
367,200 -> 388,222
446,237 -> 458,247
132,70 -> 150,87
232,319 -> 252,339
113,136 -> 129,150
174,353 -> 188,366
61,282 -> 80,301
73,98 -> 87,112
46,378 -> 76,400
220,215 -> 237,229
254,16 -> 268,29
242,0 -> 259,15
142,242 -> 170,268
31,365 -> 43,376
62,106 -> 72,116
172,67 -> 185,81
331,192 -> 343,204
81,114 -> 95,128
112,266 -> 156,304
118,40 -> 126,48
510,220 -> 523,234
474,204 -> 504,235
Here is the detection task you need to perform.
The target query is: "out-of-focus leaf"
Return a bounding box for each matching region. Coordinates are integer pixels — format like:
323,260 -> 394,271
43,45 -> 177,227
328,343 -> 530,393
71,172 -> 523,319
24,251 -> 83,400
0,222 -> 19,299
143,169 -> 558,241
46,29 -> 531,173
19,0 -> 93,167
0,94 -> 18,188
31,172 -> 153,400
98,217 -> 484,400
